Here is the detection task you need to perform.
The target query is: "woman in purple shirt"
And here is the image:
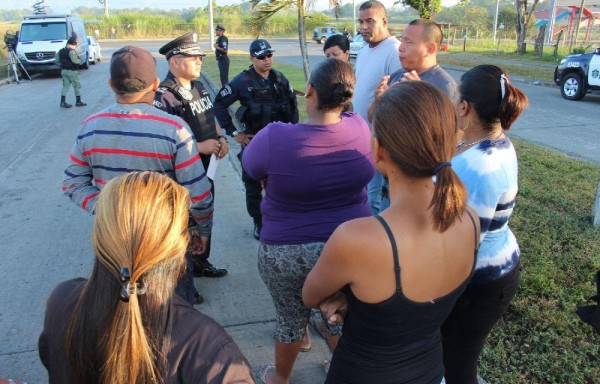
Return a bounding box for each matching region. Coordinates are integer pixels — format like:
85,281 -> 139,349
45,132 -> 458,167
243,58 -> 374,384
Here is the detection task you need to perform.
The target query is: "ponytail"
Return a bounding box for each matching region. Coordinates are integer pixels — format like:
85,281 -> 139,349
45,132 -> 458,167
66,172 -> 189,384
460,65 -> 528,131
499,82 -> 528,130
372,82 -> 467,233
430,165 -> 468,232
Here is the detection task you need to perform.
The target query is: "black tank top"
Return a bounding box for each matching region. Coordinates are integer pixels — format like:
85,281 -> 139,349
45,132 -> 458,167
325,213 -> 478,384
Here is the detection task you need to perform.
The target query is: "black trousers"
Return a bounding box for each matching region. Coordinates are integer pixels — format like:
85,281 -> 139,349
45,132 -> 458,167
238,149 -> 262,226
441,264 -> 521,384
192,154 -> 214,265
174,155 -> 215,304
217,56 -> 230,87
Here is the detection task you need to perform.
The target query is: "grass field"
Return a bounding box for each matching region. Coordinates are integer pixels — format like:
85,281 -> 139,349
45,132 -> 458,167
202,54 -> 600,383
437,54 -> 557,84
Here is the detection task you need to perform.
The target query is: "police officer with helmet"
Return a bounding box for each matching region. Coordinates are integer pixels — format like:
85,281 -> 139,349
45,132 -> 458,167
154,32 -> 228,304
214,39 -> 298,240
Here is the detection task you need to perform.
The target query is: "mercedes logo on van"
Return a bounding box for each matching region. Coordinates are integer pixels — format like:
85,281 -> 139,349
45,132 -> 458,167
36,52 -> 44,60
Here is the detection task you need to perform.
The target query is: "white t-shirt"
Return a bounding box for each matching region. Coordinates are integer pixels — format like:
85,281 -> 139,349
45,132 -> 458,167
353,36 -> 402,126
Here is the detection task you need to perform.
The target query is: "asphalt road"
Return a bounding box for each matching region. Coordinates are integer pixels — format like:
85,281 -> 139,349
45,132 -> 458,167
0,37 -> 598,382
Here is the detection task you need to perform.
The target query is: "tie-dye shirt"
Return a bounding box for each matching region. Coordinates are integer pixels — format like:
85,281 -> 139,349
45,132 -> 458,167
452,137 -> 520,283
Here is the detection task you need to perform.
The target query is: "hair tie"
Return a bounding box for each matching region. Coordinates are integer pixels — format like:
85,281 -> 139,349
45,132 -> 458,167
500,74 -> 509,99
433,162 -> 452,175
119,267 -> 147,302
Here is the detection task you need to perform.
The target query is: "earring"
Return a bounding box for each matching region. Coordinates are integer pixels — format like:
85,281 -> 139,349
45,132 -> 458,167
459,118 -> 471,132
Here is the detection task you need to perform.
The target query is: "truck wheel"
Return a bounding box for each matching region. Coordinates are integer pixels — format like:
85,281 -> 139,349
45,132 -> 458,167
81,52 -> 89,70
320,36 -> 327,44
561,73 -> 585,101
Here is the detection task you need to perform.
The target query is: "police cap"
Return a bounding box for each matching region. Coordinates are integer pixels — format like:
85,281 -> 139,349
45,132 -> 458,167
249,39 -> 275,57
215,25 -> 225,31
159,32 -> 206,60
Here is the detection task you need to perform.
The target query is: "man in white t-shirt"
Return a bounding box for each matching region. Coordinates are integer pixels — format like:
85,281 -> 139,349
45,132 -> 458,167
354,0 -> 402,214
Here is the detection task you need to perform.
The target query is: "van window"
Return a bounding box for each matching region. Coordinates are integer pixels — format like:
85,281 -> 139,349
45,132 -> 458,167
19,22 -> 67,42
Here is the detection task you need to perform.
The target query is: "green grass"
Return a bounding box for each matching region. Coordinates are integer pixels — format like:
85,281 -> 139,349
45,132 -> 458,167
438,38 -> 584,83
438,54 -> 557,84
202,58 -> 600,383
480,138 -> 600,383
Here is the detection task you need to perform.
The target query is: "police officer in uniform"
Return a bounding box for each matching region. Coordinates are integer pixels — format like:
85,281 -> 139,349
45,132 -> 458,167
214,39 -> 299,239
154,32 -> 228,302
214,25 -> 229,86
54,37 -> 87,108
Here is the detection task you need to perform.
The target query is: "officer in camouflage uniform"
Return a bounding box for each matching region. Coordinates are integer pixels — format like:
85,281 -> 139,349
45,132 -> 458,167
214,39 -> 298,239
154,33 -> 229,296
54,37 -> 86,108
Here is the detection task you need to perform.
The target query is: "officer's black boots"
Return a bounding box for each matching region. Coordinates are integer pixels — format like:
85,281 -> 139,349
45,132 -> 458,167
75,96 -> 87,107
60,96 -> 72,108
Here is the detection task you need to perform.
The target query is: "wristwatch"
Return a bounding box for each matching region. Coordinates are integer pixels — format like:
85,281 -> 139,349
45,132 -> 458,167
231,131 -> 240,137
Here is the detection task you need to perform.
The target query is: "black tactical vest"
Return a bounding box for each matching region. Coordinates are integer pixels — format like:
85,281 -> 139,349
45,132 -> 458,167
59,48 -> 77,70
240,69 -> 293,134
159,78 -> 217,143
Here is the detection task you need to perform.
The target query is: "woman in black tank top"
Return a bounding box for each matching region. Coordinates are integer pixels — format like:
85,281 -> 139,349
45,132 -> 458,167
303,82 -> 480,384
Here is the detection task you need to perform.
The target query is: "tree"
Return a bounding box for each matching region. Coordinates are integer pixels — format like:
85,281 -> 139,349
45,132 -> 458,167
498,6 -> 518,36
397,0 -> 442,19
250,0 -> 341,81
463,5 -> 490,36
515,0 -> 540,54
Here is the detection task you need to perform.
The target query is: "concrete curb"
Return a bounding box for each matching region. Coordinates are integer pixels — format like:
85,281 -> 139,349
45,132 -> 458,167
594,181 -> 600,227
443,64 -> 558,89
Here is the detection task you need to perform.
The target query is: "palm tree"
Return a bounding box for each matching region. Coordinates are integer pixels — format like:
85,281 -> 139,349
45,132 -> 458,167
250,0 -> 342,81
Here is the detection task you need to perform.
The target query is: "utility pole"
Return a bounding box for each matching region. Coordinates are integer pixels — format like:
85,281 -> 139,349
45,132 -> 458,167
353,0 -> 357,36
208,0 -> 215,50
98,0 -> 108,18
493,0 -> 500,44
571,0 -> 586,51
546,0 -> 556,44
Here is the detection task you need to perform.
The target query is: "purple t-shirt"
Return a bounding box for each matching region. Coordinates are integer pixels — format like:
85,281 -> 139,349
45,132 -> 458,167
242,112 -> 375,245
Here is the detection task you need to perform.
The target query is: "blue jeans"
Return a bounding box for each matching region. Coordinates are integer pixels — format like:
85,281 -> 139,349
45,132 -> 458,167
367,171 -> 388,214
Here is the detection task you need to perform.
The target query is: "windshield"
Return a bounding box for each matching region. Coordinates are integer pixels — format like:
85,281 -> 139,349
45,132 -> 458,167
19,22 -> 67,42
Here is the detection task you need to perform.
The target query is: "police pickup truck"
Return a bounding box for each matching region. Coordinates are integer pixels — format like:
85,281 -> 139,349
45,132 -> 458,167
554,47 -> 600,101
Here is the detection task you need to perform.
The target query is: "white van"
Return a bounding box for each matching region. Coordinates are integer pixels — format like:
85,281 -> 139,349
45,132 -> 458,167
16,14 -> 89,74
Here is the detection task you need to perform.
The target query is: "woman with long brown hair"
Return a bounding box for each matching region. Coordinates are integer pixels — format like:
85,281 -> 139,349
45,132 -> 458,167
39,171 -> 253,383
303,82 -> 479,383
442,65 -> 528,384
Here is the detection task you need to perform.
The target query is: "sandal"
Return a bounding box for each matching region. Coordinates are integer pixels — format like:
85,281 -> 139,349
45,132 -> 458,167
300,324 -> 311,352
259,363 -> 275,384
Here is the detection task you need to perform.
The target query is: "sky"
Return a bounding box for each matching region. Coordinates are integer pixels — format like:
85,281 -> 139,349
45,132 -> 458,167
3,0 -> 460,13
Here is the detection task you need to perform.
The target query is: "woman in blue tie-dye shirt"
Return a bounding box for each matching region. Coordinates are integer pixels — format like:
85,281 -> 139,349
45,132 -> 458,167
442,65 -> 529,384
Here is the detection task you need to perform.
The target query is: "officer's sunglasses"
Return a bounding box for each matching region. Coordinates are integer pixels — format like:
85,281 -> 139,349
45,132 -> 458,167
255,53 -> 273,61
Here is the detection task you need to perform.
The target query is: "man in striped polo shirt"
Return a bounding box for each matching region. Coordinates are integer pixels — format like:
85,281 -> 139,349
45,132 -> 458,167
62,46 -> 213,305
